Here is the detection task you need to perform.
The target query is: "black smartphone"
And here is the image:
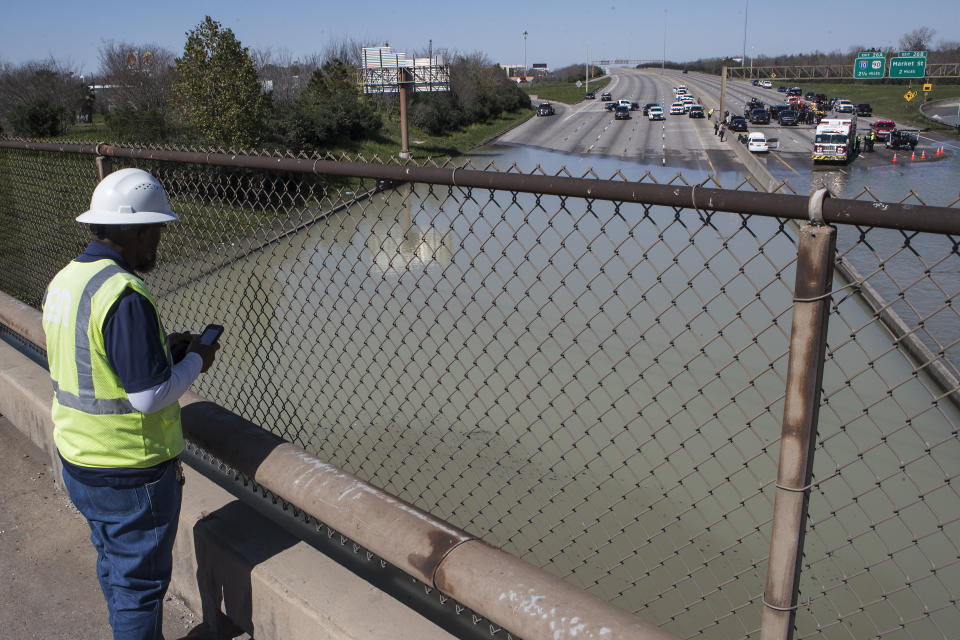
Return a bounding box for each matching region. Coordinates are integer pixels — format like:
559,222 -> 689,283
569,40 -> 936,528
199,324 -> 224,346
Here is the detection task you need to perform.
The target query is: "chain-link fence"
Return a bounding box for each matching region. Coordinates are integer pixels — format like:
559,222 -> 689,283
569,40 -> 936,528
1,141 -> 957,640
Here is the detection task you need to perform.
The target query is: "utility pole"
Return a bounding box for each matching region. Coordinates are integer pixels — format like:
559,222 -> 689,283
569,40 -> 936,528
720,65 -> 728,124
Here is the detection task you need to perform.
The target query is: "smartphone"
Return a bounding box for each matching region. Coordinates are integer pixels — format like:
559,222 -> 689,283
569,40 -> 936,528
199,324 -> 224,346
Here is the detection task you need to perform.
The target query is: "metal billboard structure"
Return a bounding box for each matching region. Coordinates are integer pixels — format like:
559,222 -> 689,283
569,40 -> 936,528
361,46 -> 450,94
360,46 -> 451,158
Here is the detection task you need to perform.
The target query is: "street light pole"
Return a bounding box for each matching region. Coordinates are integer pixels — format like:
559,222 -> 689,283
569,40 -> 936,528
742,0 -> 748,69
523,30 -> 528,80
662,9 -> 666,75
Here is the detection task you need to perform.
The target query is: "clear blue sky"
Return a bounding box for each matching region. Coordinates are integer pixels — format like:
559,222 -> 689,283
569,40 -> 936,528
2,0 -> 958,76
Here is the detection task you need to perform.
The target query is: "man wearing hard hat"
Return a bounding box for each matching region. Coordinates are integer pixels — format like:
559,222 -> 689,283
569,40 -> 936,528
41,168 -> 218,640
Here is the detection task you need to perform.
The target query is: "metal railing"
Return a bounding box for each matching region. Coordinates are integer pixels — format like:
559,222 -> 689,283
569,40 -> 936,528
1,139 -> 958,640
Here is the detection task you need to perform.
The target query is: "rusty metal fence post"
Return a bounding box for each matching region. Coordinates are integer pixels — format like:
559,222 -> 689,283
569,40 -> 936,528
761,194 -> 837,640
95,147 -> 112,180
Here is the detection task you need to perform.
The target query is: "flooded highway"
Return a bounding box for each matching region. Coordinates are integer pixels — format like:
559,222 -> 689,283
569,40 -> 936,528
155,129 -> 958,637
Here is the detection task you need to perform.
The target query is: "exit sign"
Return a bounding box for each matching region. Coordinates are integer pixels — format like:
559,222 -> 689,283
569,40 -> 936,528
854,52 -> 885,79
889,51 -> 927,78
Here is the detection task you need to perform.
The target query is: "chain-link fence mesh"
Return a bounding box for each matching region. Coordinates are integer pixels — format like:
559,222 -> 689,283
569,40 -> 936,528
1,143 -> 957,639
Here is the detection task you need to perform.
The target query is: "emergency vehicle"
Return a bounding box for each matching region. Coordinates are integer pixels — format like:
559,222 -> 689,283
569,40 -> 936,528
812,118 -> 857,163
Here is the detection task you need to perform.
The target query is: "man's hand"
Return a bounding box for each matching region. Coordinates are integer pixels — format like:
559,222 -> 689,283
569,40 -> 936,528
187,335 -> 219,373
168,332 -> 194,363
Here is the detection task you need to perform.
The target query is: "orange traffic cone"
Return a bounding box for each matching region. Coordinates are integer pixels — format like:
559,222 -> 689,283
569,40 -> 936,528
892,153 -> 897,163
910,151 -> 915,161
921,150 -> 926,159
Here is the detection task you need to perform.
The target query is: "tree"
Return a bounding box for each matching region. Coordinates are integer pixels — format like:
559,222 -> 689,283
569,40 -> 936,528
97,41 -> 175,110
900,27 -> 935,52
171,16 -> 263,147
9,98 -> 70,137
266,59 -> 380,152
0,59 -> 85,134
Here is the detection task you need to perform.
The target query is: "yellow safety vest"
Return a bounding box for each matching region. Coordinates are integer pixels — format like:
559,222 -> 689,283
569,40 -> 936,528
42,258 -> 183,468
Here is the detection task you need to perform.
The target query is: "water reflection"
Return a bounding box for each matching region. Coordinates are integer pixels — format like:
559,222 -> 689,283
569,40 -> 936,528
366,186 -> 454,275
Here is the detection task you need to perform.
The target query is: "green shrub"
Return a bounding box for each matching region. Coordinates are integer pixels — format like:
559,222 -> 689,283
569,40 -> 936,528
9,98 -> 69,137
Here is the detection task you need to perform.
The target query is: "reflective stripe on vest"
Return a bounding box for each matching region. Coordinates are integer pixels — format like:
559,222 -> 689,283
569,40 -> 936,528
56,263 -> 137,415
51,379 -> 135,415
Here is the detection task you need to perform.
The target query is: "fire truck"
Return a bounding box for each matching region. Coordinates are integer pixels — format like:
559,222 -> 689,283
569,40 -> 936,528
812,118 -> 857,163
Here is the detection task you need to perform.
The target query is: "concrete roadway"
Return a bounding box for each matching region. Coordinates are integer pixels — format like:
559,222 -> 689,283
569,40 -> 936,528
506,67 -> 955,181
502,68 -> 744,173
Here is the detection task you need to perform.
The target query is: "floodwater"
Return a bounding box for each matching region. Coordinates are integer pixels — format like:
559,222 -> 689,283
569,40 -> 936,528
159,143 -> 959,638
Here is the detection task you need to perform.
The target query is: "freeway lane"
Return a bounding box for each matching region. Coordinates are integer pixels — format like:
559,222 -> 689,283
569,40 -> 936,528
500,68 -> 742,172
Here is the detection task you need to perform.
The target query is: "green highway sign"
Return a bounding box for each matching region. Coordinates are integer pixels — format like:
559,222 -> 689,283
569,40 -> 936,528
889,51 -> 927,78
854,51 -> 886,79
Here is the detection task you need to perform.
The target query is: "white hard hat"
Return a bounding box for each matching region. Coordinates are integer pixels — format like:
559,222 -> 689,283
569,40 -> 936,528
76,168 -> 179,225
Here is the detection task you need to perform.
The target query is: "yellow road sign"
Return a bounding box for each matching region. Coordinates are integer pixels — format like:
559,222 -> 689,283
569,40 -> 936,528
904,90 -> 917,102
771,73 -> 776,78
922,83 -> 932,92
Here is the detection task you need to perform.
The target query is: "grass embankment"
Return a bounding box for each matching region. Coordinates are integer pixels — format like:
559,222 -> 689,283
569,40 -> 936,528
523,78 -> 611,104
64,107 -> 535,161
780,82 -> 960,132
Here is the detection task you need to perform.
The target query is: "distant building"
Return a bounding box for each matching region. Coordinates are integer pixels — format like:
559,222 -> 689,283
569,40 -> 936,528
501,64 -> 526,82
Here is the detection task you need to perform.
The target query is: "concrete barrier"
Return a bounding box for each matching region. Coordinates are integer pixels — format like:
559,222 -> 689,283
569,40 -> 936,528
0,304 -> 456,640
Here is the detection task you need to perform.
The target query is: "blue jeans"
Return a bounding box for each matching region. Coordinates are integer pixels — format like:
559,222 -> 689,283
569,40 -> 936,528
62,462 -> 182,640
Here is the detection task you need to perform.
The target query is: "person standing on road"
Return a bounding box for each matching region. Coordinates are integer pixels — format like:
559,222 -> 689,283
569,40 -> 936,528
41,168 -> 218,640
719,123 -> 726,142
714,121 -> 719,135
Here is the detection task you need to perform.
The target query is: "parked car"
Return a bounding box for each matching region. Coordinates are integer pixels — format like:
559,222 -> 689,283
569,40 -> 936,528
643,102 -> 660,115
856,103 -> 873,117
601,91 -> 613,101
748,108 -> 770,124
728,116 -> 748,132
647,106 -> 665,120
759,80 -> 772,88
787,87 -> 802,97
885,130 -> 918,150
536,103 -> 555,117
631,102 -> 640,111
769,104 -> 791,121
778,86 -> 788,92
670,102 -> 685,115
585,91 -> 596,100
870,120 -> 897,140
835,100 -> 855,114
778,109 -> 799,126
614,105 -> 631,120
688,105 -> 705,118
747,132 -> 769,153
744,98 -> 764,115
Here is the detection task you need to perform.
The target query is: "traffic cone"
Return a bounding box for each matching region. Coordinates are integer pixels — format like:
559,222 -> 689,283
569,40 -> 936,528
892,153 -> 897,163
921,150 -> 925,159
910,151 -> 915,161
